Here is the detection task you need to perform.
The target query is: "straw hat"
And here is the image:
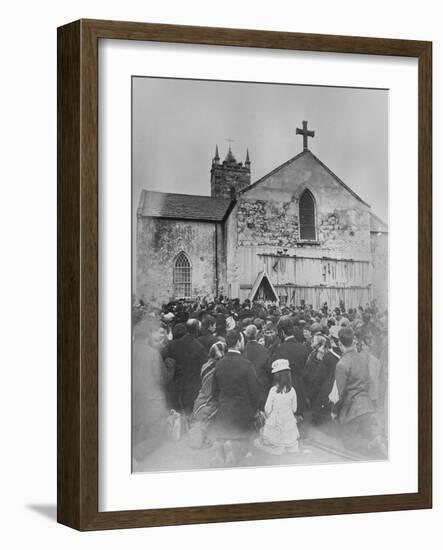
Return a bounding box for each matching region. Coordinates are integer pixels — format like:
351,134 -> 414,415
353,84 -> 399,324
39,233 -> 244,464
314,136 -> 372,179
271,359 -> 290,374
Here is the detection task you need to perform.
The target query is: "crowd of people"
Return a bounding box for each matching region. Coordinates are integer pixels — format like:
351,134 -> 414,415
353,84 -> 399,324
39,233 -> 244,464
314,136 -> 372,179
132,296 -> 388,467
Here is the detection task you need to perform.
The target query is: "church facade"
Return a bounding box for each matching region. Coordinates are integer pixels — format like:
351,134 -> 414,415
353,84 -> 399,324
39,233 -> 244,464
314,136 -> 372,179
136,123 -> 388,310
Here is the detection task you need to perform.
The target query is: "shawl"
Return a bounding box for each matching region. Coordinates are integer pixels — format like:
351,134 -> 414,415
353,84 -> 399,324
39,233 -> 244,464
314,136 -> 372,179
191,358 -> 218,422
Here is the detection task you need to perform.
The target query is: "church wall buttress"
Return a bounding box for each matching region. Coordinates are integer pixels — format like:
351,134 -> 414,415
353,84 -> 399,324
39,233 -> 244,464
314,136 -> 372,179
224,205 -> 240,299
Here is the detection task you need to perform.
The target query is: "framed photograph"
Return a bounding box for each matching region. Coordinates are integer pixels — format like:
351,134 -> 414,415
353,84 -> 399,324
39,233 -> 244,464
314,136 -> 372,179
57,19 -> 432,530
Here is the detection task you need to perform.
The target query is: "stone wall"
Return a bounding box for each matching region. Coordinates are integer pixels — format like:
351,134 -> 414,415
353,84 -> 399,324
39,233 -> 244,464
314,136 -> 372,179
237,151 -> 371,256
370,231 -> 388,310
237,198 -> 299,247
236,197 -> 369,253
136,217 -> 218,305
211,163 -> 251,199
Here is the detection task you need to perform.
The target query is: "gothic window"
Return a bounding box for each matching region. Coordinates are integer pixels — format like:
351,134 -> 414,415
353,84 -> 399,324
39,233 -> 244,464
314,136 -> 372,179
299,189 -> 316,240
173,252 -> 192,299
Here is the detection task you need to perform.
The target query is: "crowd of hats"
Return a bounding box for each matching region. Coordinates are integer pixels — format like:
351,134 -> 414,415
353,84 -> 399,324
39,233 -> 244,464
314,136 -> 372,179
133,296 -> 388,346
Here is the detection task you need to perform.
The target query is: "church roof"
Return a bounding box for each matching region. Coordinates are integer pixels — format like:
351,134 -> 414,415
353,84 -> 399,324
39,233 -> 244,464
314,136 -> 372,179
137,190 -> 233,222
240,149 -> 371,208
370,212 -> 388,233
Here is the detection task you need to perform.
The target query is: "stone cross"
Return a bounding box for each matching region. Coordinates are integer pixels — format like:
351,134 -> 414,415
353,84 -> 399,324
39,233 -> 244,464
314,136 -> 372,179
296,120 -> 315,150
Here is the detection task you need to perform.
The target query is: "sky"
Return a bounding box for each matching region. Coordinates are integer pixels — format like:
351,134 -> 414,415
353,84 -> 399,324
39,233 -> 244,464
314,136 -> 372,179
133,77 -> 388,222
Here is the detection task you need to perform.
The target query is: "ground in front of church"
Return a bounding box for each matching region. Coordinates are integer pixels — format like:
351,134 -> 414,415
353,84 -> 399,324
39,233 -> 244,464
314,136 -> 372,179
134,414 -> 387,474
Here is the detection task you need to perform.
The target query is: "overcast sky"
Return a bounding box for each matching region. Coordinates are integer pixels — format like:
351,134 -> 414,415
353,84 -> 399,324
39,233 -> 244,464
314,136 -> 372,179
133,77 -> 388,222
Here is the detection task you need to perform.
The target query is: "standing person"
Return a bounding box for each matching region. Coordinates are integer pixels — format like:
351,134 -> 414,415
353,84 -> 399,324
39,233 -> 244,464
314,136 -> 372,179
303,325 -> 313,353
330,327 -> 386,456
197,315 -> 218,353
164,318 -> 207,416
243,324 -> 271,403
211,330 -> 262,466
311,329 -> 341,425
261,322 -> 280,356
132,319 -> 173,463
272,318 -> 309,418
378,327 -> 389,438
302,335 -> 327,410
359,334 -> 382,407
254,359 -> 300,455
215,313 -> 227,343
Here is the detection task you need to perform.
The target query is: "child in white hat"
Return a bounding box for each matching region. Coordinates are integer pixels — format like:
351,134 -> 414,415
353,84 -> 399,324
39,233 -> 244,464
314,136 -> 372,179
253,359 -> 300,455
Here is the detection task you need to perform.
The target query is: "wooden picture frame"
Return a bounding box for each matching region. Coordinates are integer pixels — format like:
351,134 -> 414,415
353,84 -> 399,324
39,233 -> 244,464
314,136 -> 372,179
57,19 -> 432,530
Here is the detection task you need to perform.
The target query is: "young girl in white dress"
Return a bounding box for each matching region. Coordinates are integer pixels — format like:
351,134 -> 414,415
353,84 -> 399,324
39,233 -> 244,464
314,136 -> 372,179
254,359 -> 300,455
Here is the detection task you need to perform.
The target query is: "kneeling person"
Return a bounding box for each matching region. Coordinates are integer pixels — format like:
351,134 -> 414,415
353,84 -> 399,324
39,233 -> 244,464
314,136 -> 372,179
254,359 -> 300,455
331,327 -> 387,456
211,330 -> 262,465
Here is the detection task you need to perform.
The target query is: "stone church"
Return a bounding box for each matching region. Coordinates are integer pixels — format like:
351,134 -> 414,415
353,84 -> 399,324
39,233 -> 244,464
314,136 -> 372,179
136,122 -> 388,310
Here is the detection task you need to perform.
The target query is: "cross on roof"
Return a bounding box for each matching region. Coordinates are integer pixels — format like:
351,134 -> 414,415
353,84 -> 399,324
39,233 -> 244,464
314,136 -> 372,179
226,138 -> 235,148
296,120 -> 315,150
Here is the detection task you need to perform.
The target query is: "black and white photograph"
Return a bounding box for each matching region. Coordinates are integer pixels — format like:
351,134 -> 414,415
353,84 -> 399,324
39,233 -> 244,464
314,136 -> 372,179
131,76 -> 389,473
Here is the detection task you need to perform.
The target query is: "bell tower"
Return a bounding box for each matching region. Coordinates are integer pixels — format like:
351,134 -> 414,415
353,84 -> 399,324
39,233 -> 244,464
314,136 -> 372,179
210,144 -> 251,199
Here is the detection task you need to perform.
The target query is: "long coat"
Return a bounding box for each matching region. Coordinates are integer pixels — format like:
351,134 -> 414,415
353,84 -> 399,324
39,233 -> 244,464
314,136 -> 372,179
243,341 -> 271,404
271,337 -> 309,414
334,348 -> 375,424
132,341 -> 170,435
212,351 -> 262,439
164,333 -> 207,414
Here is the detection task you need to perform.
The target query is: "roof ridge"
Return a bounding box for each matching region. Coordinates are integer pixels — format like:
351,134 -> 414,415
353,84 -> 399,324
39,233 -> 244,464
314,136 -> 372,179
239,150 -> 307,195
142,189 -> 230,201
138,189 -> 234,222
306,150 -> 370,207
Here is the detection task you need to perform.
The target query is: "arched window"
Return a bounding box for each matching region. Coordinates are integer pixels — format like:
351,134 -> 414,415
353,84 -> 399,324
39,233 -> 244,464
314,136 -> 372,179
173,252 -> 192,298
299,189 -> 316,240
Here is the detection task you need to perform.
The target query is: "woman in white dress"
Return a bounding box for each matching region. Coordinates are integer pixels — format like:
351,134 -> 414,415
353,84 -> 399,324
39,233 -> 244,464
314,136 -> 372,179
254,359 -> 300,455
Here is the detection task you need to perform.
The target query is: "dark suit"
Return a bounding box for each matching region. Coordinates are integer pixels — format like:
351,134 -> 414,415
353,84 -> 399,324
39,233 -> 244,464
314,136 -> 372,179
164,333 -> 207,414
272,336 -> 309,414
197,330 -> 218,354
212,351 -> 262,439
243,341 -> 271,403
311,348 -> 340,423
